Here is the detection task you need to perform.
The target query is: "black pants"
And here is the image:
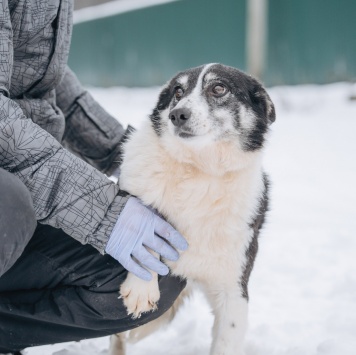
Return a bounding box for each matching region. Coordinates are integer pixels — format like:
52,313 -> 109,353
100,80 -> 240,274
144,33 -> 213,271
0,168 -> 186,352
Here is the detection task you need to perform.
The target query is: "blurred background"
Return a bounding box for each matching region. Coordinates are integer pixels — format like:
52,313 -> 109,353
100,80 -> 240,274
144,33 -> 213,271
71,0 -> 356,88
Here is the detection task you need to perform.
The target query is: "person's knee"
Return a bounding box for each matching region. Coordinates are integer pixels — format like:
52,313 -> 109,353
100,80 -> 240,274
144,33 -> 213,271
0,169 -> 36,276
75,274 -> 186,332
155,275 -> 187,316
0,169 -> 36,228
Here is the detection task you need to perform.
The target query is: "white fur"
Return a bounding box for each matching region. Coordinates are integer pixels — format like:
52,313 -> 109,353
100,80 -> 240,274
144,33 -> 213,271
177,74 -> 189,87
113,65 -> 267,355
114,124 -> 264,354
239,104 -> 258,131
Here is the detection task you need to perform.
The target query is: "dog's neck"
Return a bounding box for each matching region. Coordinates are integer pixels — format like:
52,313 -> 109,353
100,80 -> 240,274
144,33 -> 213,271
159,131 -> 263,177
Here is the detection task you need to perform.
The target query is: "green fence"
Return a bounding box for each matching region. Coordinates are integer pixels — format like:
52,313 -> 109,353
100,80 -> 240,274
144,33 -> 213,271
68,0 -> 356,87
266,0 -> 356,85
69,0 -> 246,87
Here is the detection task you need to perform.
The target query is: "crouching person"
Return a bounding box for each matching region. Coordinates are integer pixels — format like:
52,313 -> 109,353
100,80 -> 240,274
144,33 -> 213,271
0,0 -> 186,354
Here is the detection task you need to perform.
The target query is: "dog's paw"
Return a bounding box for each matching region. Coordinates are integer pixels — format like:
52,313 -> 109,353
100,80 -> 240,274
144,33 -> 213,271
120,274 -> 160,319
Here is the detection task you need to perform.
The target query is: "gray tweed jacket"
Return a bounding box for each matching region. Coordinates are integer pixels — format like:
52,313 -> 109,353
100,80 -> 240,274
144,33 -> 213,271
0,0 -> 129,253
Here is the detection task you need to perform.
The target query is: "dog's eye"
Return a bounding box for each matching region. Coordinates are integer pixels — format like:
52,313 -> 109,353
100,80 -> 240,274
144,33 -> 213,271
175,87 -> 184,100
212,84 -> 227,97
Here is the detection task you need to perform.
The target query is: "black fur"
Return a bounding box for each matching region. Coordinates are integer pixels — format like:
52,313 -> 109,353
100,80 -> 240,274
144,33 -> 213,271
150,87 -> 171,135
206,64 -> 275,151
240,174 -> 270,300
116,125 -> 136,166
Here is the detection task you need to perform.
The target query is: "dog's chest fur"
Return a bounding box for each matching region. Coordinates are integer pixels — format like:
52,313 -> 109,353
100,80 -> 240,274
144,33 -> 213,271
120,121 -> 264,285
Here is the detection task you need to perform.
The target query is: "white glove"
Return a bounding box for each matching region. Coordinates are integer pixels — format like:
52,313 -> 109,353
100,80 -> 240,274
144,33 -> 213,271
105,197 -> 188,281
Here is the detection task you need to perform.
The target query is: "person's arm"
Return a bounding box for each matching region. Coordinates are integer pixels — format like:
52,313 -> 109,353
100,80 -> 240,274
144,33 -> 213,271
0,1 -> 127,252
0,91 -> 130,252
56,67 -> 132,176
0,0 -> 12,97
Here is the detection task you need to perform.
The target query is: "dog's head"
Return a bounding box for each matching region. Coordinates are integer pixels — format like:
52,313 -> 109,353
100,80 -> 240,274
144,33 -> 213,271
150,64 -> 275,171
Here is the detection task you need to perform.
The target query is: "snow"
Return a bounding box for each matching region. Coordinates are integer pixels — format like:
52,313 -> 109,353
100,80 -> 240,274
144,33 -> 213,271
26,83 -> 356,355
73,0 -> 180,24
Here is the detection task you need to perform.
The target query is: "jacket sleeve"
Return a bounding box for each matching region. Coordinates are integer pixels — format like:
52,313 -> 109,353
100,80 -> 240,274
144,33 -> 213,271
0,94 -> 129,253
0,3 -> 129,253
56,67 -> 130,176
0,0 -> 12,97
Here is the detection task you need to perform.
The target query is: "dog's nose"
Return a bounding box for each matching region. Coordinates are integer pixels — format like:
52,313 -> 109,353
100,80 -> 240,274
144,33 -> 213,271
170,107 -> 191,127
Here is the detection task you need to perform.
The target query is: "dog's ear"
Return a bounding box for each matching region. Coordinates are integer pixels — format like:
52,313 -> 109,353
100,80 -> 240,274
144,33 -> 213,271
249,83 -> 276,125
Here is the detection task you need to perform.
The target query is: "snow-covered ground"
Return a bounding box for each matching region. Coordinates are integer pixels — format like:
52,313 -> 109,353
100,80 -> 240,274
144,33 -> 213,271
26,83 -> 356,355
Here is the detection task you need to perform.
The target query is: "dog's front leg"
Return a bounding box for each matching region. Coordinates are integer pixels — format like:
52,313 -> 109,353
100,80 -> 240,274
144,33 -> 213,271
111,272 -> 160,355
207,285 -> 248,355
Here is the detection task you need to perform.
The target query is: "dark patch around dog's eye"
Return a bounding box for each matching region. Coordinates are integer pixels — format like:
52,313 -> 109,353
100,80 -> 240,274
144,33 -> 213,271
175,87 -> 184,100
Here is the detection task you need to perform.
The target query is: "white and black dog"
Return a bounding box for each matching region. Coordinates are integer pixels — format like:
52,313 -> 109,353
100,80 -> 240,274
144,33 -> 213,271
111,63 -> 275,355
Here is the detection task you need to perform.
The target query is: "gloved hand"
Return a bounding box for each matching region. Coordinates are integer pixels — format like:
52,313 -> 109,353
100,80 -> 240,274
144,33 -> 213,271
105,197 -> 188,281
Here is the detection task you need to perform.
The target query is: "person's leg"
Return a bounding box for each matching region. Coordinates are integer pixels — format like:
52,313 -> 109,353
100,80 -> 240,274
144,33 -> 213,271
0,168 -> 37,277
0,223 -> 186,352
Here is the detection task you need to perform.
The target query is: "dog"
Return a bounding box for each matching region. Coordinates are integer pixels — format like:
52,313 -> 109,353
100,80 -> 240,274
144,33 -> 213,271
110,63 -> 275,355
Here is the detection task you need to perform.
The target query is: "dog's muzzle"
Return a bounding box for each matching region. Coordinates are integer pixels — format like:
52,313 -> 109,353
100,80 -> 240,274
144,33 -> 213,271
170,107 -> 191,127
